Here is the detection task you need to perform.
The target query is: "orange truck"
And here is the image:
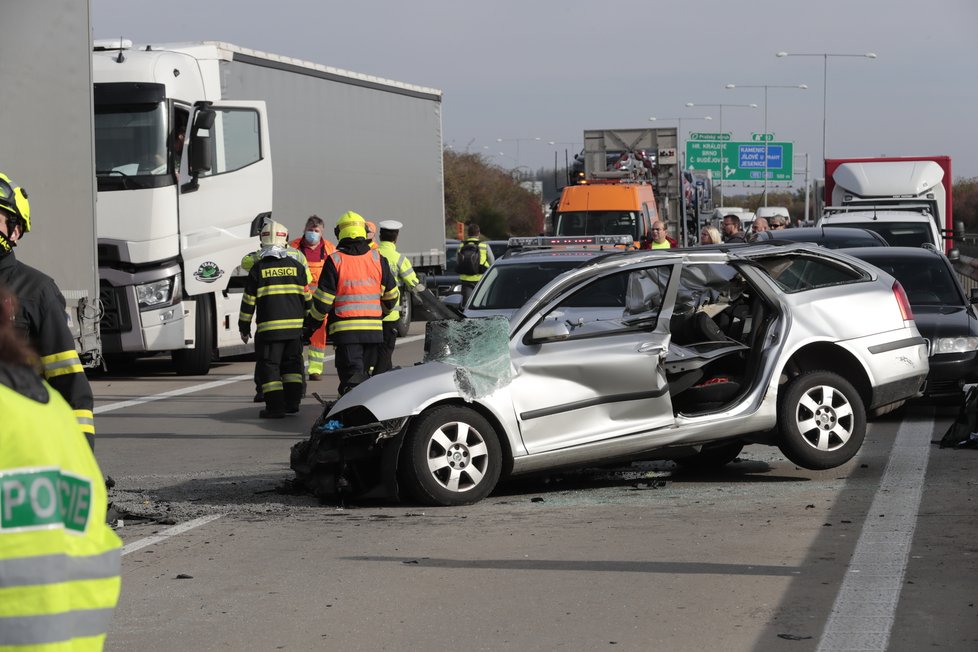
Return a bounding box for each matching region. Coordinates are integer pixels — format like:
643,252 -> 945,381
548,128 -> 677,248
551,180 -> 659,249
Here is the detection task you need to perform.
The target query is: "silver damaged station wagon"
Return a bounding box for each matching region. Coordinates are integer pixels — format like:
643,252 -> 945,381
292,243 -> 929,506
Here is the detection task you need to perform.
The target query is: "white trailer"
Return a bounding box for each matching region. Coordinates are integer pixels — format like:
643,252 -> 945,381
0,1 -> 102,366
91,40 -> 445,374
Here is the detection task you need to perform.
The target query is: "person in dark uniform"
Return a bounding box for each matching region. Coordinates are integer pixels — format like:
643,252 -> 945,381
304,211 -> 399,396
0,172 -> 96,447
239,220 -> 309,418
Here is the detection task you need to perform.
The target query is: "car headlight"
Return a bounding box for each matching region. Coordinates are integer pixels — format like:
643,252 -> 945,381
933,337 -> 978,354
136,274 -> 180,310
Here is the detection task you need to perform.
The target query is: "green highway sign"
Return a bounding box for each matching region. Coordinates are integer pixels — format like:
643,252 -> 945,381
751,132 -> 774,142
685,140 -> 793,182
689,132 -> 730,141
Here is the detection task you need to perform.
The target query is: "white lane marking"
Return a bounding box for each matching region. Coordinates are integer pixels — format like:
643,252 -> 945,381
94,333 -> 426,414
121,514 -> 223,556
817,416 -> 933,651
95,374 -> 252,414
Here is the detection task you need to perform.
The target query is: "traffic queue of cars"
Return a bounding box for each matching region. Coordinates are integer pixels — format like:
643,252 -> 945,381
294,239 -> 933,506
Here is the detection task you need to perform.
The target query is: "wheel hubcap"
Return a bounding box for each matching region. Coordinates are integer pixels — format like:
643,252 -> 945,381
795,384 -> 853,452
426,421 -> 489,493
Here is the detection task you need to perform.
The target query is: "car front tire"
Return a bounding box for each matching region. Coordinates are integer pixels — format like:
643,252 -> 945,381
400,406 -> 502,506
777,371 -> 866,470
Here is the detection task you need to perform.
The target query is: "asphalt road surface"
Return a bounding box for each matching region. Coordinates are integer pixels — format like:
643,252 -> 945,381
91,323 -> 978,651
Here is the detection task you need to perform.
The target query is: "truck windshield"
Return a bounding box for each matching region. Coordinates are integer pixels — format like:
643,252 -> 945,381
94,102 -> 171,187
554,211 -> 639,238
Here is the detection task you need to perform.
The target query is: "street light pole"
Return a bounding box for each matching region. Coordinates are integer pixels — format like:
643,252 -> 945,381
725,83 -> 807,206
776,51 -> 877,165
685,102 -> 757,209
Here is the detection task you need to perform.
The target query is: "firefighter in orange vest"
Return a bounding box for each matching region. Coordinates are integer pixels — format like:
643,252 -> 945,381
290,215 -> 335,380
304,211 -> 399,395
365,220 -> 379,250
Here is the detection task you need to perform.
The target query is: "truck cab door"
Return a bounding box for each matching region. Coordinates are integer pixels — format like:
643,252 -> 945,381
178,100 -> 271,297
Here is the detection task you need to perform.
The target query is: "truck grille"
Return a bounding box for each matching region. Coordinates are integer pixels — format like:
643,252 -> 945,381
99,282 -> 132,333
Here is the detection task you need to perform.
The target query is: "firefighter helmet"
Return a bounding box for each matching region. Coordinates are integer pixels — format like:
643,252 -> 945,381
259,220 -> 289,247
335,211 -> 367,241
0,173 -> 30,235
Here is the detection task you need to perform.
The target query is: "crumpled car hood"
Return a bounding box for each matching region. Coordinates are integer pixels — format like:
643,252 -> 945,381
328,361 -> 462,421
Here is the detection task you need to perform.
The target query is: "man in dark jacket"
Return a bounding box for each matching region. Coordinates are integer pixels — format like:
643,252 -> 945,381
0,172 -> 95,447
721,214 -> 747,243
239,220 -> 310,418
304,211 -> 399,396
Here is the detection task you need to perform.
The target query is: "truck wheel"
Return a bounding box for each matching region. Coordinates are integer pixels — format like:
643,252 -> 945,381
777,371 -> 865,470
396,291 -> 412,338
399,405 -> 502,506
172,297 -> 214,376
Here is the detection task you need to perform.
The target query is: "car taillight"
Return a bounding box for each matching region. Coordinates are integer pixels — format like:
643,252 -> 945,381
892,281 -> 914,321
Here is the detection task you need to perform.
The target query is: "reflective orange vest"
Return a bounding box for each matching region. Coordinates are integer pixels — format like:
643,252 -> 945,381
291,236 -> 336,290
330,249 -> 383,318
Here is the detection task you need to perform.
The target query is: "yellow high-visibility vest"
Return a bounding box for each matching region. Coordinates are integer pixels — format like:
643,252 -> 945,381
0,368 -> 122,650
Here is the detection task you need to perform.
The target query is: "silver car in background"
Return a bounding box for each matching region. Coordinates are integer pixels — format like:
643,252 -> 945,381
293,243 -> 928,506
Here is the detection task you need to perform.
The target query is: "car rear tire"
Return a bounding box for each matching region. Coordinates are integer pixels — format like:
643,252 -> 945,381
400,405 -> 502,506
675,441 -> 744,470
778,371 -> 865,470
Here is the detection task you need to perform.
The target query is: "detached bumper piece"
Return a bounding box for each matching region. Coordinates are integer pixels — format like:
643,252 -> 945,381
290,408 -> 408,504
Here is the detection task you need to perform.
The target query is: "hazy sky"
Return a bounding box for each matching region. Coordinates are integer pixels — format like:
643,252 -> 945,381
92,0 -> 978,187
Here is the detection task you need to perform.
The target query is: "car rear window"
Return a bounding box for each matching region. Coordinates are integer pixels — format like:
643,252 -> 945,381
755,253 -> 869,293
832,222 -> 934,247
865,257 -> 962,306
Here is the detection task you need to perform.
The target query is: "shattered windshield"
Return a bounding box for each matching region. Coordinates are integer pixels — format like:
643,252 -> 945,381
424,317 -> 513,400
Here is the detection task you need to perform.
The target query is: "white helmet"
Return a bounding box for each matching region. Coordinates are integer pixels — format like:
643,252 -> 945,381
260,220 -> 289,247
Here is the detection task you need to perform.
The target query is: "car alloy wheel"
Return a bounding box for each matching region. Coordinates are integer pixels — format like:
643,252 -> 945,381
401,405 -> 502,506
778,371 -> 866,470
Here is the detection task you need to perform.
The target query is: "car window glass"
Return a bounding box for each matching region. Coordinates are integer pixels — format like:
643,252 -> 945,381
869,258 -> 962,306
755,254 -> 868,293
539,267 -> 670,338
469,261 -> 581,309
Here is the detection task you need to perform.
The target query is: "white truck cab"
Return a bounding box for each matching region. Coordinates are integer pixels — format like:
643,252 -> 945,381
93,40 -> 272,374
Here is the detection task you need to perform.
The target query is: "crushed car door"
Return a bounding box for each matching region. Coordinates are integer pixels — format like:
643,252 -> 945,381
511,263 -> 679,454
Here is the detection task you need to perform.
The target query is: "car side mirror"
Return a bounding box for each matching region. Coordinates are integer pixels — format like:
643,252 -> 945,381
947,247 -> 960,263
530,319 -> 571,342
970,287 -> 978,305
954,221 -> 966,239
442,294 -> 463,309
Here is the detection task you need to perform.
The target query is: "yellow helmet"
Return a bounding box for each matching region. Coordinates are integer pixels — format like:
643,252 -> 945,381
259,220 -> 289,247
335,211 -> 366,240
0,173 -> 30,236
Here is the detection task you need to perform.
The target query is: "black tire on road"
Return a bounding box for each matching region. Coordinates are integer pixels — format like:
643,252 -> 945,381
676,441 -> 744,470
777,371 -> 865,470
172,296 -> 214,376
400,405 -> 502,506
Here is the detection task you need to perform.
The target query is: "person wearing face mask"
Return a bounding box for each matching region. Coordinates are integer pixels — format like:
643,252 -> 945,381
290,215 -> 335,380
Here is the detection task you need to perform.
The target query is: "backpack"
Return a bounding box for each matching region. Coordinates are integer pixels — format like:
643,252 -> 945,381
456,241 -> 483,276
